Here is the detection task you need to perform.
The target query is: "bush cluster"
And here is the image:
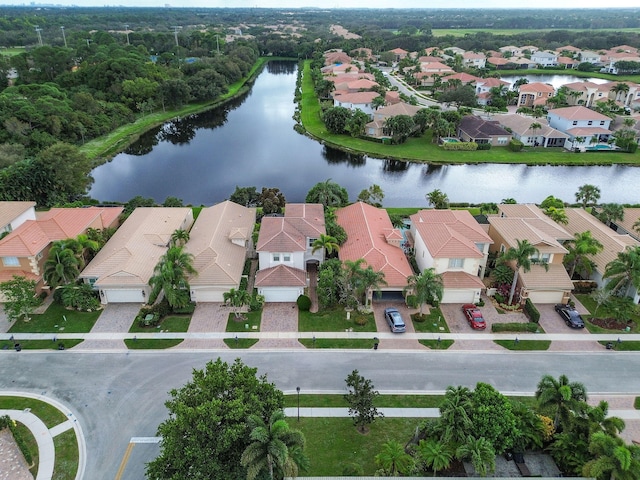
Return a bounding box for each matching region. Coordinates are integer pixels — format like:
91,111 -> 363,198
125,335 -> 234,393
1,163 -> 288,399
508,139 -> 524,152
297,295 -> 312,311
136,299 -> 171,327
524,298 -> 540,323
491,322 -> 540,333
477,143 -> 491,150
442,141 -> 478,151
572,281 -> 598,294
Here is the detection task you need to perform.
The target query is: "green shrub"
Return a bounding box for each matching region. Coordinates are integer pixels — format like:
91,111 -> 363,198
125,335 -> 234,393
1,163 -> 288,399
477,142 -> 491,150
573,281 -> 597,294
59,283 -> 101,311
442,141 -> 478,151
250,294 -> 265,312
492,322 -> 539,333
297,295 -> 312,311
172,302 -> 196,314
628,142 -> 638,153
524,298 -> 540,323
476,298 -> 485,307
494,292 -> 506,304
405,294 -> 418,308
508,139 -> 524,152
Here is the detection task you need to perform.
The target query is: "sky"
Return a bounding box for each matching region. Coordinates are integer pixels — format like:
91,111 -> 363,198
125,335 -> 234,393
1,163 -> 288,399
2,0 -> 640,8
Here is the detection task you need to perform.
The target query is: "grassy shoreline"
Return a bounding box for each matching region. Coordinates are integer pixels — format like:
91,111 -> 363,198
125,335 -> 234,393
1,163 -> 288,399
299,60 -> 640,167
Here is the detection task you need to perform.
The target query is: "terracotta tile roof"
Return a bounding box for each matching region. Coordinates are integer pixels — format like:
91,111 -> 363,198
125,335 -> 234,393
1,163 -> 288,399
442,72 -> 480,84
441,271 -> 485,289
255,264 -> 306,287
497,204 -> 572,241
494,114 -> 569,138
562,208 -> 640,273
566,127 -> 612,136
390,48 -> 408,54
477,77 -> 509,88
617,208 -> 640,239
256,204 -> 325,253
418,56 -> 444,63
520,263 -> 574,290
0,201 -> 35,228
519,82 -> 555,93
420,61 -> 453,72
336,202 -> 412,289
326,73 -> 375,84
0,206 -> 123,257
488,217 -> 568,254
0,269 -> 39,283
334,91 -> 380,104
463,52 -> 485,59
410,209 -> 492,259
374,102 -> 422,118
80,207 -> 193,287
185,201 -> 256,287
548,106 -> 611,121
487,57 -> 510,66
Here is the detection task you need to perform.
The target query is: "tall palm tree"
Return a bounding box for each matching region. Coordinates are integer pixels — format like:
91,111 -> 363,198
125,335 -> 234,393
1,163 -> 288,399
43,243 -> 81,288
535,374 -> 587,430
343,259 -> 387,307
404,268 -> 444,314
611,82 -> 630,103
499,239 -> 540,305
223,288 -> 252,319
545,206 -> 568,225
597,203 -> 624,227
74,234 -> 100,266
582,432 -> 640,480
418,439 -> 453,476
455,436 -> 496,477
575,184 -> 601,209
603,246 -> 640,297
240,410 -> 308,480
170,229 -> 190,247
148,246 -> 196,308
633,218 -> 640,235
564,231 -> 604,279
425,189 -> 449,209
374,440 -> 414,476
529,122 -> 542,145
311,234 -> 340,256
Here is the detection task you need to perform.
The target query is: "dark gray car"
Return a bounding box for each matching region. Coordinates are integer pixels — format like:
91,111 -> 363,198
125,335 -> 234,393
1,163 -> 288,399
554,304 -> 585,329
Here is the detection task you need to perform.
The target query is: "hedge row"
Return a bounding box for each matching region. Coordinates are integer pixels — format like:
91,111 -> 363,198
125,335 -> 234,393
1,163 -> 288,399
0,415 -> 33,466
524,298 -> 540,323
442,141 -> 478,151
491,322 -> 540,333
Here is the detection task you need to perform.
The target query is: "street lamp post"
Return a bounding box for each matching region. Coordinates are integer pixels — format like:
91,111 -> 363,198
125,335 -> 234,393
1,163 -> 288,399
296,386 -> 300,422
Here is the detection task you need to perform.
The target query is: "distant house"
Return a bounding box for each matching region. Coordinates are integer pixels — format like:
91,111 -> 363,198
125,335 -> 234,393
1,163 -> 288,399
365,102 -> 422,138
462,52 -> 486,69
494,114 -> 569,148
389,47 -> 409,62
409,209 -> 493,304
610,207 -> 640,243
557,56 -> 578,69
0,201 -> 36,236
336,202 -> 413,302
0,206 -> 123,297
474,77 -> 510,106
185,201 -> 256,303
457,116 -> 512,146
499,45 -> 522,57
546,106 -> 612,148
324,50 -> 352,66
517,82 -> 555,107
80,208 -> 193,304
488,204 -> 574,304
563,81 -> 611,108
255,204 -> 325,302
333,78 -> 379,94
531,50 -> 558,67
578,50 -> 601,65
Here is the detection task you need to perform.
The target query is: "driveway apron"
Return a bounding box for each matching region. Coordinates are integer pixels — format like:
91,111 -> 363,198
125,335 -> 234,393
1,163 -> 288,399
252,303 -> 302,349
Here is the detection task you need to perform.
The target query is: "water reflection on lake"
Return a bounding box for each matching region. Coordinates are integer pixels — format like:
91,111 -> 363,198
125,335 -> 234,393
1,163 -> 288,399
89,62 -> 640,207
499,74 -> 609,89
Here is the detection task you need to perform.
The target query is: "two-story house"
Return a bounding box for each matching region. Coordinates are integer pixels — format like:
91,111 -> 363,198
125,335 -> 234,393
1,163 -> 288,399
494,114 -> 569,147
365,102 -> 422,138
531,51 -> 558,67
546,106 -> 612,148
333,91 -> 380,117
0,201 -> 35,236
0,206 -> 123,297
462,52 -> 486,69
80,207 -> 192,304
487,204 -> 574,304
563,81 -> 610,108
185,201 -> 256,303
336,202 -> 413,303
255,204 -> 325,302
409,209 -> 493,304
518,82 -> 555,107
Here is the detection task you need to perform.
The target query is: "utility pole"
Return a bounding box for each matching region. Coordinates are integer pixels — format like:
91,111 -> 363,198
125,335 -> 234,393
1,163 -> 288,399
216,34 -> 220,55
171,26 -> 181,47
86,38 -> 92,47
35,25 -> 43,46
124,24 -> 130,45
60,26 -> 67,48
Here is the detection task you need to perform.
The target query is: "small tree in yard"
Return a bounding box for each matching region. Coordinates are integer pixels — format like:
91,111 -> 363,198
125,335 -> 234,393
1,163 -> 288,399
344,369 -> 383,433
0,275 -> 42,323
224,288 -> 252,319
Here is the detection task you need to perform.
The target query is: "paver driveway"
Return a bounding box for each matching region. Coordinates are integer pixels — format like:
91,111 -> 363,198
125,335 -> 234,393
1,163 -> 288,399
372,302 -> 424,350
252,303 -> 302,349
173,302 -> 229,349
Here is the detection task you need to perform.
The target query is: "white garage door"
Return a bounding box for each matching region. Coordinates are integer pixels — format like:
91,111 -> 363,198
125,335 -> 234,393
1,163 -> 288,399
527,291 -> 564,304
103,289 -> 144,303
191,289 -> 225,302
441,289 -> 478,304
259,288 -> 302,303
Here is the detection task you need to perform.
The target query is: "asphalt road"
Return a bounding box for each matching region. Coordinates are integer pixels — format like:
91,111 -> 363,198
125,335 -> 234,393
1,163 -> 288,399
2,349 -> 639,480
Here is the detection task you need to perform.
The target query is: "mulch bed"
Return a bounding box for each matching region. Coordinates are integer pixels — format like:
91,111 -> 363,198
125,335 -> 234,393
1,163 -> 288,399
589,317 -> 631,330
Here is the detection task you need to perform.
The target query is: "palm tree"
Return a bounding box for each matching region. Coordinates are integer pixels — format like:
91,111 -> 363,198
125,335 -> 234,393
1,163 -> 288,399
74,234 -> 100,266
374,440 -> 414,476
343,259 -> 387,308
148,246 -> 196,308
535,374 -> 587,430
43,240 -> 83,288
611,82 -> 630,103
633,218 -> 640,235
597,203 -> 624,227
404,268 -> 444,314
499,239 -> 540,305
582,432 -> 640,480
240,410 -> 308,480
311,234 -> 340,257
545,206 -> 568,225
170,229 -> 190,247
418,439 -> 453,476
564,231 -> 604,279
575,184 -> 601,209
529,122 -> 542,145
425,189 -> 449,209
223,288 -> 252,319
439,385 -> 473,445
455,436 -> 496,477
479,203 -> 498,215
603,246 -> 640,296
501,198 -> 517,204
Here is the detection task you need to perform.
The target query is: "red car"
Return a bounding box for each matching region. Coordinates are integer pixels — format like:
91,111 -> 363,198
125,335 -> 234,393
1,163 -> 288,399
462,304 -> 486,330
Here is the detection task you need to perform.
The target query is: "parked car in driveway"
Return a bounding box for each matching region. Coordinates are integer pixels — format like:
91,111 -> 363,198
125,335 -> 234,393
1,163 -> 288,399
554,304 -> 585,329
462,304 -> 486,330
384,307 -> 406,333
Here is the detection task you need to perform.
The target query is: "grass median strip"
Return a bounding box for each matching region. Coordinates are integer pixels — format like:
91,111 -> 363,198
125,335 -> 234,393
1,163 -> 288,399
598,340 -> 640,351
299,338 -> 377,349
124,339 -> 183,349
224,338 -> 259,349
494,339 -> 551,350
0,339 -> 83,350
52,428 -> 79,480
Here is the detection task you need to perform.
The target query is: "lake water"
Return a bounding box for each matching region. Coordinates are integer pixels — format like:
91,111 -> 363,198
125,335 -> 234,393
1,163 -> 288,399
499,74 -> 609,89
89,62 -> 640,207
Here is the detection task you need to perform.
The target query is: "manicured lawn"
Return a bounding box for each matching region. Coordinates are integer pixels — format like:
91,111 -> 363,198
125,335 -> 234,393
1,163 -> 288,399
420,339 -> 454,349
411,307 -> 449,334
299,308 -> 376,332
385,207 -> 421,218
0,339 -> 83,350
0,47 -> 27,56
299,338 -> 377,349
226,310 -> 262,332
598,340 -> 640,351
635,397 -> 640,409
13,422 -> 38,478
8,303 -> 101,334
575,293 -> 640,333
494,339 -> 551,350
0,396 -> 68,428
52,429 -> 79,480
124,339 -> 183,349
298,417 -> 418,476
128,315 -> 191,333
224,338 -> 259,349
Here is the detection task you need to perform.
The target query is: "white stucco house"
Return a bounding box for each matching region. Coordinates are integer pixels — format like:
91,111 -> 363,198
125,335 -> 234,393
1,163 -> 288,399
546,106 -> 612,149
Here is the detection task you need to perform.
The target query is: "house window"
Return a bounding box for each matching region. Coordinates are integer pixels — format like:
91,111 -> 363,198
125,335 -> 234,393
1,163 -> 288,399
2,256 -> 19,266
308,238 -> 316,248
283,254 -> 291,262
588,121 -> 593,125
500,244 -> 506,253
36,251 -> 44,260
531,253 -> 551,263
497,137 -> 508,145
572,121 -> 578,125
448,258 -> 464,268
475,243 -> 485,253
600,121 -> 605,125
272,254 -> 280,262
